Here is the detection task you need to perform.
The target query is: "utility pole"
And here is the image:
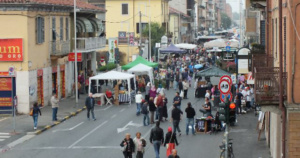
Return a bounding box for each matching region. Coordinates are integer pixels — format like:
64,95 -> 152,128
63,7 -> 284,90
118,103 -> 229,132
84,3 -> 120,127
148,0 -> 151,61
239,0 -> 243,48
74,0 -> 78,104
139,11 -> 142,51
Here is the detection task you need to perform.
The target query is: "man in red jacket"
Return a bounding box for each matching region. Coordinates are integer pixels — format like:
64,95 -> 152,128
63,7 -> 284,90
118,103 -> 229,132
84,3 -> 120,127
156,93 -> 164,122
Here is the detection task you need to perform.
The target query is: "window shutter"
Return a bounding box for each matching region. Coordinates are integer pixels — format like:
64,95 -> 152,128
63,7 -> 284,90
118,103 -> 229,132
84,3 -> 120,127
66,18 -> 69,40
41,17 -> 45,43
60,17 -> 63,41
36,17 -> 38,44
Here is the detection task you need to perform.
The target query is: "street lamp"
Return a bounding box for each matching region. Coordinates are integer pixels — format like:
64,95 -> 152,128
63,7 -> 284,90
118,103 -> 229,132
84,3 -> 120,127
148,0 -> 151,61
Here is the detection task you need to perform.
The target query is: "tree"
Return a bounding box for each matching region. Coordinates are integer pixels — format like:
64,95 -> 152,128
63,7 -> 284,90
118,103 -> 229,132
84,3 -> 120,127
142,22 -> 166,55
221,13 -> 232,29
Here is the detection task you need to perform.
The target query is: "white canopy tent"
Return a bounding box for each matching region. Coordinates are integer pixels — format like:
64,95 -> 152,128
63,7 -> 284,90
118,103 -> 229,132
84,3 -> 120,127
204,39 -> 226,48
127,63 -> 154,85
89,71 -> 136,104
175,43 -> 197,50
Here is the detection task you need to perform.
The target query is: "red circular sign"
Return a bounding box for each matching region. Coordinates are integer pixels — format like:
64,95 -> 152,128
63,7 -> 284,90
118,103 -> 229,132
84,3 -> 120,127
220,75 -> 232,86
220,92 -> 233,102
219,79 -> 231,94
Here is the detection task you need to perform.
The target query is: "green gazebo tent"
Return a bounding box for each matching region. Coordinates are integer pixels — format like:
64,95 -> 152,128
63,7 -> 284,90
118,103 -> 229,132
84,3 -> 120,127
122,56 -> 158,70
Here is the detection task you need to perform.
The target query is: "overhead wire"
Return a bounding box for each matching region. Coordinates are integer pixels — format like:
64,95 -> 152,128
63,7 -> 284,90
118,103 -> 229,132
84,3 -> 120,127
287,0 -> 300,41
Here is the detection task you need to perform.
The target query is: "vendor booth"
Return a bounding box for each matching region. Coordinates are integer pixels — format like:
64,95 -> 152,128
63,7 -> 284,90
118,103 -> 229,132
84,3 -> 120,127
127,63 -> 154,85
160,43 -> 187,54
122,56 -> 158,70
195,66 -> 232,106
89,71 -> 136,105
175,43 -> 197,50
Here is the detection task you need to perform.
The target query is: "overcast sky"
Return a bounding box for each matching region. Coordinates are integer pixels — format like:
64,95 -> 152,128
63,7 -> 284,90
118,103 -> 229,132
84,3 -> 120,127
226,0 -> 245,13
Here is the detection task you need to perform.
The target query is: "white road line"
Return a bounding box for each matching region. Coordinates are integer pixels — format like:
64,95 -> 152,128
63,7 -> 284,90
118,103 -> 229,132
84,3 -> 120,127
0,117 -> 8,122
0,139 -> 4,141
68,121 -> 108,149
110,114 -> 117,119
94,105 -> 113,111
69,122 -> 84,130
53,122 -> 84,133
0,136 -> 10,139
119,108 -> 125,112
0,132 -> 10,135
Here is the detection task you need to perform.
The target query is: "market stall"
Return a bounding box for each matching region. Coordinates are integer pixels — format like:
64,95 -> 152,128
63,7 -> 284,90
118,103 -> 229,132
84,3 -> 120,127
175,43 -> 197,50
160,43 -> 186,54
89,71 -> 136,105
122,56 -> 158,70
127,63 -> 154,85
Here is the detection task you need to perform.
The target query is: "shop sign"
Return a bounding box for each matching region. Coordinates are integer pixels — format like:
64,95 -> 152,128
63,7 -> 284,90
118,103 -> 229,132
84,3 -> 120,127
68,52 -> 82,62
37,69 -> 43,77
108,38 -> 118,63
0,78 -> 12,91
129,32 -> 135,46
0,72 -> 9,77
0,97 -> 12,106
0,38 -> 23,61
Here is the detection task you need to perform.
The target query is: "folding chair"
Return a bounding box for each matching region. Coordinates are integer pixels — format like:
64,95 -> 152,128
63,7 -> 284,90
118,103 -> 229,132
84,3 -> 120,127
105,94 -> 113,105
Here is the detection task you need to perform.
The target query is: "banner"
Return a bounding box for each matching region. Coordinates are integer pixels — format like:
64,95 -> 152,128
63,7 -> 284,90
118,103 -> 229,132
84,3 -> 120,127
68,52 -> 82,62
108,38 -> 118,63
0,97 -> 12,107
0,38 -> 23,61
0,78 -> 12,91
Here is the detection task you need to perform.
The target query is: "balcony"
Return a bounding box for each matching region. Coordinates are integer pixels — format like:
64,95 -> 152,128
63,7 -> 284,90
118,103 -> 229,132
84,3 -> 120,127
50,40 -> 70,56
252,54 -> 273,76
254,67 -> 287,105
75,37 -> 106,53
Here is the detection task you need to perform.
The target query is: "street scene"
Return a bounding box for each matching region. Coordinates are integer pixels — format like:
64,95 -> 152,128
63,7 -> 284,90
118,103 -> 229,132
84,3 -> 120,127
0,0 -> 299,158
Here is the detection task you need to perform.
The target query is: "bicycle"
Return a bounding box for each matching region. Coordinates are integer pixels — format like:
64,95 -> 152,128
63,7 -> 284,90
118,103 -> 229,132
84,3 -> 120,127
219,139 -> 234,158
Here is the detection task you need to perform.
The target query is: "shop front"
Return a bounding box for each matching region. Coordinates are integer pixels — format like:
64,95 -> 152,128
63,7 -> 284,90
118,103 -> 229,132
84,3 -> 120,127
0,76 -> 16,114
37,69 -> 44,106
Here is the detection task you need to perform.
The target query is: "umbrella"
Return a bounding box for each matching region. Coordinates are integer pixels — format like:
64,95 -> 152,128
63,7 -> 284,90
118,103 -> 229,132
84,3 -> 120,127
194,64 -> 203,69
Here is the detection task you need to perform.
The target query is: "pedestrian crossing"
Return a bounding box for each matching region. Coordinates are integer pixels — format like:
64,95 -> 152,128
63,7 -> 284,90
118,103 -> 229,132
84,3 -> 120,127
0,133 -> 10,142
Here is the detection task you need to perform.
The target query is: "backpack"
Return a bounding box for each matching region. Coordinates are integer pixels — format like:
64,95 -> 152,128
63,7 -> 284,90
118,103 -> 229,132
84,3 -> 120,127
141,104 -> 148,114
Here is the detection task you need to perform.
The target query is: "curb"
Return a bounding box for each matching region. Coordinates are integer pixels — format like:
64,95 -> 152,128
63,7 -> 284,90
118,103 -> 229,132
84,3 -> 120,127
33,106 -> 86,135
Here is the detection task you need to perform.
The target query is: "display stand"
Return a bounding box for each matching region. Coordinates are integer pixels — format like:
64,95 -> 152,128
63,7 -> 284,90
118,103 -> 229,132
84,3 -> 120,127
195,118 -> 208,133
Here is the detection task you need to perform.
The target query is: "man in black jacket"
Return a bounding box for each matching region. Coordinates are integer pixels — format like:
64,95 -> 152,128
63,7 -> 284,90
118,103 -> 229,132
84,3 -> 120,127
185,102 -> 196,135
85,93 -> 96,121
178,79 -> 183,94
171,104 -> 183,136
150,121 -> 164,158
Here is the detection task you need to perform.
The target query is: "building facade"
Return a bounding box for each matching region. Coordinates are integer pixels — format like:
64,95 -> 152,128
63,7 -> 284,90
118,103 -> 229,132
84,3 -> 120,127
169,7 -> 191,44
251,0 -> 300,158
0,0 -> 105,114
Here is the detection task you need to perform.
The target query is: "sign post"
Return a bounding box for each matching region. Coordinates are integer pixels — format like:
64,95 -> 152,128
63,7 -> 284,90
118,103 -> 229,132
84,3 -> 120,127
8,67 -> 17,134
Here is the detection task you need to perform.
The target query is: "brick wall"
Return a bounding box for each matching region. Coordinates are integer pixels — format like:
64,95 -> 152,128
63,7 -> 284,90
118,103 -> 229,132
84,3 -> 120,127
288,112 -> 300,158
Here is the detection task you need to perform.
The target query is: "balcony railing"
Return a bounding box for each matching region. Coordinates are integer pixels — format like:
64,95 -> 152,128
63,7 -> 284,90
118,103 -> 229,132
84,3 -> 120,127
50,40 -> 70,56
76,37 -> 106,52
252,54 -> 273,78
254,67 -> 287,105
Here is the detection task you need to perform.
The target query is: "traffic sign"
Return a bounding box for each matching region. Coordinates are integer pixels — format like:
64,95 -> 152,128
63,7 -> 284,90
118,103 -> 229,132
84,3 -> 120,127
220,75 -> 232,86
226,41 -> 231,46
219,79 -> 231,94
226,46 -> 231,52
220,92 -> 233,102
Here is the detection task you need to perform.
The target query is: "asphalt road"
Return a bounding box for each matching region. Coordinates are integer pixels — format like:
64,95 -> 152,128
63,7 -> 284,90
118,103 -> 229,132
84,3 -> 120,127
0,85 -> 226,158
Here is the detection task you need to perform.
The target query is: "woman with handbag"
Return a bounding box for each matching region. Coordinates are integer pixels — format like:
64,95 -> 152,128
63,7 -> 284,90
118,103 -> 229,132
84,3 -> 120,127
31,102 -> 41,130
164,127 -> 179,157
120,133 -> 135,158
133,132 -> 146,158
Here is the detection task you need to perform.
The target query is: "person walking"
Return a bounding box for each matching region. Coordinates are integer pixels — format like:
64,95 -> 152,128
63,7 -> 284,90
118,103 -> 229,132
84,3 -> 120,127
173,92 -> 182,110
149,85 -> 157,99
171,104 -> 183,136
85,93 -> 96,121
164,127 -> 179,157
135,91 -> 143,116
145,82 -> 151,102
168,149 -> 180,158
165,71 -> 170,90
50,93 -> 59,122
174,71 -> 180,90
162,94 -> 168,121
178,79 -> 183,94
141,101 -> 150,126
149,121 -> 164,158
149,97 -> 156,124
235,89 -> 243,114
156,93 -> 164,122
185,102 -> 196,135
169,71 -> 174,89
182,80 -> 189,99
120,133 -> 135,158
31,102 -> 41,130
133,132 -> 146,158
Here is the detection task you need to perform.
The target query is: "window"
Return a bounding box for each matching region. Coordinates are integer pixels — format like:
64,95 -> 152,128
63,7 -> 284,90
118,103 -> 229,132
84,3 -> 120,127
60,17 -> 63,41
52,17 -> 56,41
66,18 -> 69,40
272,19 -> 274,57
275,19 -> 277,58
136,23 -> 148,34
284,17 -> 287,72
36,17 -> 45,44
122,4 -> 128,15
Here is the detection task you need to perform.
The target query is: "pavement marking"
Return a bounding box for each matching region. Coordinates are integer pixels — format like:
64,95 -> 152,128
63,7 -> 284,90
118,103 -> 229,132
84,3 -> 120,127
68,120 -> 108,149
110,114 -> 117,119
0,134 -> 35,152
0,136 -> 10,139
52,122 -> 84,133
117,121 -> 143,133
94,105 -> 113,112
0,139 -> 4,141
0,117 -> 8,122
73,146 -> 120,149
0,133 -> 10,135
119,108 -> 125,112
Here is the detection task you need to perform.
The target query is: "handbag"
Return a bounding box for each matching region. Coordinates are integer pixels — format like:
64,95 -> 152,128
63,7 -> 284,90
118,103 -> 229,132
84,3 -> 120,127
29,109 -> 33,116
180,91 -> 184,98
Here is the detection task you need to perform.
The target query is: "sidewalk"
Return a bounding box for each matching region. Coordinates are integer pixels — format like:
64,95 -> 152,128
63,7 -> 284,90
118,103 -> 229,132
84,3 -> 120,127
230,111 -> 271,158
0,94 -> 87,149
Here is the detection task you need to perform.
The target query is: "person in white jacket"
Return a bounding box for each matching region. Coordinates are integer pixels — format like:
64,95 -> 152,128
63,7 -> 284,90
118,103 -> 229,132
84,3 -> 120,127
183,80 -> 189,99
133,132 -> 146,158
50,93 -> 59,121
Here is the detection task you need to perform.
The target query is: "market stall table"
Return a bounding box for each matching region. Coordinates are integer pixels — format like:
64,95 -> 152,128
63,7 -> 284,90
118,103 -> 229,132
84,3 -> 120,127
119,93 -> 131,103
92,93 -> 105,106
